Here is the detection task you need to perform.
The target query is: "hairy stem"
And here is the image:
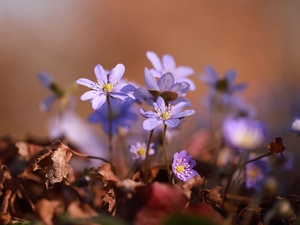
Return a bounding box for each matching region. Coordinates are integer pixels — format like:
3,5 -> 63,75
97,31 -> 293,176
163,124 -> 171,182
221,151 -> 272,208
143,129 -> 154,183
107,96 -> 113,164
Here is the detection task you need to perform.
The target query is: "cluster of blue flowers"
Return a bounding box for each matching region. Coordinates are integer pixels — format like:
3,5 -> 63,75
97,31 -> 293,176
38,50 -> 294,187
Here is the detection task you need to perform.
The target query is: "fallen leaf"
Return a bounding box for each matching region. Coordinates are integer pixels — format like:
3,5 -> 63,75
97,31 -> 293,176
90,163 -> 118,186
33,141 -> 73,189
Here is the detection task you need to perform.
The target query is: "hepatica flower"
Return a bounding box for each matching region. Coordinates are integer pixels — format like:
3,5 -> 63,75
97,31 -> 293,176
140,96 -> 195,130
246,156 -> 270,191
134,68 -> 190,105
223,117 -> 267,150
146,51 -> 196,90
130,142 -> 155,160
199,65 -> 247,94
38,72 -> 77,112
76,64 -> 135,110
172,150 -> 198,181
88,98 -> 138,135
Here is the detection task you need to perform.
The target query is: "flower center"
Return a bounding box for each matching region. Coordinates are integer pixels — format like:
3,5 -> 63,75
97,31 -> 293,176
162,111 -> 171,120
176,165 -> 184,173
137,148 -> 146,157
103,83 -> 113,93
215,78 -> 229,92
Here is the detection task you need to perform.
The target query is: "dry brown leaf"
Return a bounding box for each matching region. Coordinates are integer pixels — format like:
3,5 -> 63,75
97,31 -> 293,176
67,201 -> 98,219
181,174 -> 204,190
35,198 -> 63,225
33,141 -> 73,189
91,163 -> 118,186
102,188 -> 116,214
239,201 -> 262,225
16,141 -> 43,161
205,185 -> 223,205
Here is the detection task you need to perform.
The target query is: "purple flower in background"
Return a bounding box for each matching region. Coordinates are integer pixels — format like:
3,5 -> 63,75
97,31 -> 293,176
38,72 -> 76,112
146,51 -> 196,90
223,117 -> 267,150
134,68 -> 190,105
199,65 -> 247,94
88,98 -> 138,135
140,96 -> 195,130
130,142 -> 155,160
246,156 -> 270,191
172,150 -> 198,182
76,64 -> 136,110
289,117 -> 300,135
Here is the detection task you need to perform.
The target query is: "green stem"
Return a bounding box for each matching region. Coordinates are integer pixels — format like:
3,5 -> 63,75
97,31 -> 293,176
221,151 -> 272,208
163,124 -> 170,182
143,129 -> 154,183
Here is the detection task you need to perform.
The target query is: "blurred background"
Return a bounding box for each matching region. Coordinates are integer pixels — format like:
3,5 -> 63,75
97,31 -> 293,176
1,1 -> 300,152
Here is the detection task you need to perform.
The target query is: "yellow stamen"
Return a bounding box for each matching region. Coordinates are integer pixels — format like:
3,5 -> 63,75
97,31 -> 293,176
103,83 -> 113,92
176,165 -> 184,173
137,148 -> 146,157
162,111 -> 171,120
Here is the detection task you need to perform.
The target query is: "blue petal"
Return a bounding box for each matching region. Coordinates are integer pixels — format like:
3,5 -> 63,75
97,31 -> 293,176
178,150 -> 187,158
172,101 -> 191,115
165,118 -> 179,127
76,78 -> 98,89
134,87 -> 153,99
162,54 -> 176,70
40,95 -> 56,112
175,66 -> 194,77
144,68 -> 159,90
80,90 -> 98,101
94,64 -> 108,82
172,109 -> 195,119
38,72 -> 53,88
170,82 -> 190,95
140,109 -> 156,118
149,69 -> 162,78
143,118 -> 163,130
91,95 -> 106,110
224,70 -> 237,82
146,51 -> 163,71
158,73 -> 174,92
110,91 -> 129,100
109,64 -> 125,85
153,97 -> 166,112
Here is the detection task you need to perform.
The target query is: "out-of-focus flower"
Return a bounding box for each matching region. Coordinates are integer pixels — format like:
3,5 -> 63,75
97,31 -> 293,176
146,51 -> 196,90
290,117 -> 300,135
134,68 -> 190,105
38,72 -> 77,112
88,98 -> 138,135
76,64 -> 136,110
246,156 -> 270,191
47,110 -> 107,167
140,96 -> 195,130
223,117 -> 267,150
129,142 -> 155,160
199,65 -> 247,94
172,150 -> 198,182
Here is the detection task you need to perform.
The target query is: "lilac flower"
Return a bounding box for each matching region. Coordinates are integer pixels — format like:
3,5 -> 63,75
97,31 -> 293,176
199,66 -> 247,93
134,68 -> 190,105
129,142 -> 155,160
140,96 -> 195,130
223,117 -> 267,150
146,51 -> 196,90
38,72 -> 76,112
172,150 -> 198,182
76,64 -> 136,110
88,98 -> 138,135
246,156 -> 270,191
